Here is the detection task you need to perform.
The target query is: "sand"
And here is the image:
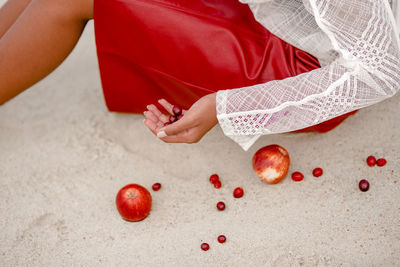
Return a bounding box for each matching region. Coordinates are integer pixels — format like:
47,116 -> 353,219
1,20 -> 400,266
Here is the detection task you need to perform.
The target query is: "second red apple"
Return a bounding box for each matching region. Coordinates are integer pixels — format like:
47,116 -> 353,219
252,144 -> 290,184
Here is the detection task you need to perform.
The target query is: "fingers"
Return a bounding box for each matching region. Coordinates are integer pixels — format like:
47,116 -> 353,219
146,104 -> 169,124
158,127 -> 201,143
144,104 -> 168,136
144,115 -> 196,143
144,99 -> 196,143
144,110 -> 165,128
158,99 -> 174,115
162,114 -> 198,136
143,117 -> 159,134
158,99 -> 187,115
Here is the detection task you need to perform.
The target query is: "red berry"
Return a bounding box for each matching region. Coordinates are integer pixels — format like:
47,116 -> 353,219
152,183 -> 161,191
201,243 -> 209,251
169,115 -> 177,123
209,174 -> 219,184
366,156 -> 376,167
172,105 -> 182,116
312,167 -> 323,177
163,122 -> 171,127
177,114 -> 184,120
233,187 -> 244,198
216,201 -> 225,211
217,235 -> 226,243
376,158 -> 387,167
214,180 -> 221,189
359,179 -> 370,192
291,171 -> 304,182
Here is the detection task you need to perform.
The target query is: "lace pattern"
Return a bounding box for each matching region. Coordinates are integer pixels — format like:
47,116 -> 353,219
217,0 -> 400,150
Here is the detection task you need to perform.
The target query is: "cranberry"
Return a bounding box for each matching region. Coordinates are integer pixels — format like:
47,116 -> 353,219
169,115 -> 177,123
359,179 -> 370,192
152,183 -> 161,191
209,174 -> 219,184
214,180 -> 221,189
163,122 -> 171,127
217,235 -> 226,243
233,187 -> 244,198
377,158 -> 387,167
291,171 -> 304,182
177,114 -> 184,120
172,105 -> 182,116
216,201 -> 225,211
312,167 -> 323,177
201,243 -> 209,251
366,155 -> 376,167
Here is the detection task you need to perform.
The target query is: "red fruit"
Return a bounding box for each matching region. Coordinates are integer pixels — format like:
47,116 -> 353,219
177,114 -> 184,120
152,183 -> 161,191
214,180 -> 222,189
209,174 -> 219,184
366,156 -> 376,167
312,167 -> 323,177
115,184 -> 152,222
216,201 -> 225,211
291,171 -> 304,182
252,144 -> 290,184
201,243 -> 209,251
163,122 -> 171,127
377,158 -> 387,167
217,235 -> 226,243
233,187 -> 244,198
172,105 -> 182,116
359,179 -> 370,192
169,115 -> 177,123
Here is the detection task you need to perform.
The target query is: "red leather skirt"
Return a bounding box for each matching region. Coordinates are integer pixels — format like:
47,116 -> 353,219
93,0 -> 357,133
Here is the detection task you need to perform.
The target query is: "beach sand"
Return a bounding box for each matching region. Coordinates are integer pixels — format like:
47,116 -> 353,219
1,20 -> 400,266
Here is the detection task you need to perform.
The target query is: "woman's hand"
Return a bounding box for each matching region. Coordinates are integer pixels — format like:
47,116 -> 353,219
143,92 -> 218,143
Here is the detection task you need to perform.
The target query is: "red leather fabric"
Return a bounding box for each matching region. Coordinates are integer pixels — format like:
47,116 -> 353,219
93,0 -> 357,133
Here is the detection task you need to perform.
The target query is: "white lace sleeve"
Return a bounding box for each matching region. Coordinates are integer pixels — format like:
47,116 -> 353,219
216,0 -> 400,151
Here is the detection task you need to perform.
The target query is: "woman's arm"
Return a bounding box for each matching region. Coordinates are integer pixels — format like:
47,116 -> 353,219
216,0 -> 400,150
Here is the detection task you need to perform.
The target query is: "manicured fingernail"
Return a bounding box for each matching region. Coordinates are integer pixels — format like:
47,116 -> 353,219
146,105 -> 150,109
157,131 -> 167,138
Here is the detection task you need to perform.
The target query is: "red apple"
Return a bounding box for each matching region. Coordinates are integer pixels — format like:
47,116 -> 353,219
116,184 -> 152,222
252,144 -> 290,184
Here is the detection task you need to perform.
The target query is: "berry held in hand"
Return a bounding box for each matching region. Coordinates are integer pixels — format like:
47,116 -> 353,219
169,115 -> 178,123
165,105 -> 184,125
172,105 -> 182,116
